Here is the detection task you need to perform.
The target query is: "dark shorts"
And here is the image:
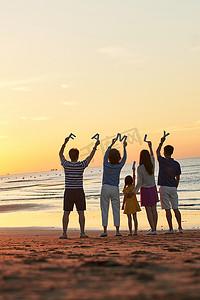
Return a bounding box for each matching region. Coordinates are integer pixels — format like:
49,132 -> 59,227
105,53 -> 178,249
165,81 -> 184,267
63,188 -> 86,212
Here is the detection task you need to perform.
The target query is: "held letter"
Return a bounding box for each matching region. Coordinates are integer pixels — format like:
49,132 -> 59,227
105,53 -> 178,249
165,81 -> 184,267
163,130 -> 170,138
91,133 -> 100,141
144,134 -> 150,143
116,133 -> 127,142
69,133 -> 76,140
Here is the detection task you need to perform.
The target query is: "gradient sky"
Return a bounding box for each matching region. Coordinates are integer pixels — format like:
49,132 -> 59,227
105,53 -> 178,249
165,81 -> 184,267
0,0 -> 200,174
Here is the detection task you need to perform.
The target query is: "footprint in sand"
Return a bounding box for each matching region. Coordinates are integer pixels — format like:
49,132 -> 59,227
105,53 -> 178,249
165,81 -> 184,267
82,260 -> 123,267
166,247 -> 181,252
131,251 -> 153,255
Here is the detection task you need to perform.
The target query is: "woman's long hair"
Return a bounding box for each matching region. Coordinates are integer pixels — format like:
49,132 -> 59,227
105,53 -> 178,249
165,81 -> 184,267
139,150 -> 153,175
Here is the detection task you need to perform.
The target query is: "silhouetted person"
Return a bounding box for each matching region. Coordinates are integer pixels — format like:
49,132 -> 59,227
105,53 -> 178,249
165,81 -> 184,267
156,136 -> 183,234
100,138 -> 127,237
59,135 -> 100,239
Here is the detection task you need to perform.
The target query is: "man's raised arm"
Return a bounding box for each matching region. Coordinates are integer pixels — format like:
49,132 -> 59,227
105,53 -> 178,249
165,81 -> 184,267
156,136 -> 165,159
59,137 -> 69,161
86,140 -> 100,164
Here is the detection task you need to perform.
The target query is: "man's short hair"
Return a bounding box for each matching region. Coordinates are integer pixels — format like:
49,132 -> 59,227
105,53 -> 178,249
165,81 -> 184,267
164,145 -> 174,156
108,149 -> 121,164
69,148 -> 79,161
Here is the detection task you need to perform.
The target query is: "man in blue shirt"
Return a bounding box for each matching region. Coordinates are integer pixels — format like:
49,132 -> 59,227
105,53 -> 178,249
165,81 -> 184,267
156,136 -> 183,234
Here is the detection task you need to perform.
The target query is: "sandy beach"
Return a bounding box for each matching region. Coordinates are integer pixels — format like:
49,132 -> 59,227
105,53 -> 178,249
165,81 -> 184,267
0,228 -> 199,300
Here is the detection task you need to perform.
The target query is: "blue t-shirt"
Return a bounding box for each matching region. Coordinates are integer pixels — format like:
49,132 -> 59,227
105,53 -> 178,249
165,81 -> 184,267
158,155 -> 181,187
102,146 -> 127,186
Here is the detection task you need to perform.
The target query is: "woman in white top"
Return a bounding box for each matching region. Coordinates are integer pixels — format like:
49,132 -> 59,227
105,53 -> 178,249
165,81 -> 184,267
129,141 -> 159,235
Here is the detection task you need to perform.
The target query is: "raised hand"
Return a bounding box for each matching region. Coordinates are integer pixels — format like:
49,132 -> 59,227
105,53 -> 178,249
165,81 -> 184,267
95,140 -> 100,148
147,141 -> 152,148
160,136 -> 166,144
111,138 -> 117,146
64,136 -> 70,144
123,141 -> 127,148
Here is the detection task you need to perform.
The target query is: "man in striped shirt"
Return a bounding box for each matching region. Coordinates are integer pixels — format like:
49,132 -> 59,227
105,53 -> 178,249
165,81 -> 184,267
59,136 -> 100,239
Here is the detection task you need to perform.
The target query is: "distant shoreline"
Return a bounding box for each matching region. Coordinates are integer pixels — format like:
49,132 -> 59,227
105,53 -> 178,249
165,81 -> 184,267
1,156 -> 200,176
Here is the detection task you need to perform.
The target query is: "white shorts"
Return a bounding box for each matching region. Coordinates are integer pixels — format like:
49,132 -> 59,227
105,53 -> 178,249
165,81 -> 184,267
159,186 -> 178,210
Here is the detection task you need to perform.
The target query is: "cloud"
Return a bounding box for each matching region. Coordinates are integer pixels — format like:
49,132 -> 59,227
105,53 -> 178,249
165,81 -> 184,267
154,121 -> 200,134
11,87 -> 30,91
21,116 -> 49,121
169,120 -> 200,131
31,117 -> 49,121
0,76 -> 46,88
171,120 -> 200,131
97,46 -> 145,64
98,46 -> 130,58
61,101 -> 76,106
0,121 -> 12,125
190,45 -> 200,51
190,35 -> 200,51
98,47 -> 133,58
0,136 -> 8,139
61,84 -> 69,89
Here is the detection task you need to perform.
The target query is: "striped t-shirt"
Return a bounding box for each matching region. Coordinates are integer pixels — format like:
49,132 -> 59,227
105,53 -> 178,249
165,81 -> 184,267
61,158 -> 88,189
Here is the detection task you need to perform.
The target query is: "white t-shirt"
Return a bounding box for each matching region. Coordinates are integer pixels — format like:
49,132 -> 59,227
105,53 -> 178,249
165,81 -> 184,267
133,156 -> 156,193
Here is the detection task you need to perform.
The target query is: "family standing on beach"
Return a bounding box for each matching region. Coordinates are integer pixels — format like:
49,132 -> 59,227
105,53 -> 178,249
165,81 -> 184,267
59,132 -> 183,239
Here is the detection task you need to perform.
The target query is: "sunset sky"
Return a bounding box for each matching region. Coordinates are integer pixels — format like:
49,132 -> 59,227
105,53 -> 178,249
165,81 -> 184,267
0,0 -> 200,175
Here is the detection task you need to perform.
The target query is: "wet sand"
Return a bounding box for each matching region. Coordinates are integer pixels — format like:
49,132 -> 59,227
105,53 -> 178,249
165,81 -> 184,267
0,228 -> 200,300
0,204 -> 41,213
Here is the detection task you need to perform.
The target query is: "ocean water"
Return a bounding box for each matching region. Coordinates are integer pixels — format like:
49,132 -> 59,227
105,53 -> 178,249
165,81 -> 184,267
0,157 -> 200,230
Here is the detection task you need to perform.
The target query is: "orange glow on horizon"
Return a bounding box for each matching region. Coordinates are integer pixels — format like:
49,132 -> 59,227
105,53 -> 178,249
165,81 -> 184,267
0,2 -> 200,175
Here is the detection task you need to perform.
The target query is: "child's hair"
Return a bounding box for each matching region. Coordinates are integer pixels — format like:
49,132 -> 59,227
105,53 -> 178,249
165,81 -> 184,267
69,148 -> 79,161
124,175 -> 133,188
108,148 -> 121,164
139,150 -> 153,175
164,145 -> 174,156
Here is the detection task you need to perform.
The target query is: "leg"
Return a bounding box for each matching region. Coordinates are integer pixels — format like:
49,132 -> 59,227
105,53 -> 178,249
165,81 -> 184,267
100,186 -> 110,233
151,204 -> 158,231
111,202 -> 120,235
62,211 -> 70,235
145,206 -> 156,232
78,211 -> 85,234
132,213 -> 138,234
102,225 -> 107,234
169,187 -> 182,230
165,209 -> 173,231
115,226 -> 121,235
61,189 -> 73,238
127,214 -> 132,234
173,209 -> 182,230
110,187 -> 120,235
160,186 -> 171,229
